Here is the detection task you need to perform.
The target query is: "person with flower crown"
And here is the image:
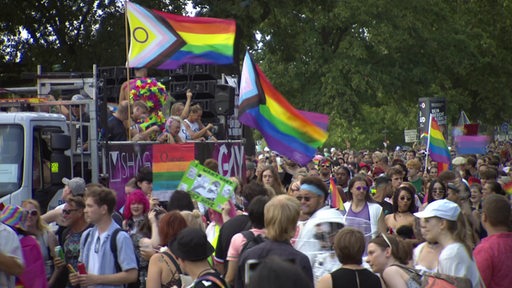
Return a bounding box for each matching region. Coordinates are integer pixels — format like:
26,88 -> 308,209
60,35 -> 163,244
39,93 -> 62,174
119,68 -> 148,104
122,68 -> 173,141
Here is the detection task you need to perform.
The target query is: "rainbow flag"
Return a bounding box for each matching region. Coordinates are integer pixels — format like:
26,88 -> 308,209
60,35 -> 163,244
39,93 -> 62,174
238,51 -> 329,165
126,2 -> 236,69
503,182 -> 512,195
437,162 -> 450,174
330,178 -> 345,211
454,135 -> 489,155
152,143 -> 195,198
427,116 -> 451,164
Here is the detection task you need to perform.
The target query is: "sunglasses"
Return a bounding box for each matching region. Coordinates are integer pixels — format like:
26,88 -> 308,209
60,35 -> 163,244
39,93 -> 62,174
354,186 -> 368,192
399,196 -> 412,201
432,189 -> 445,194
25,209 -> 38,216
296,196 -> 317,202
63,209 -> 78,215
321,164 -> 330,168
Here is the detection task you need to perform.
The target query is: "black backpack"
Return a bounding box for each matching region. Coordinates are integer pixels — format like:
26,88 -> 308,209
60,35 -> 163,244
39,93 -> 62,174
239,230 -> 266,258
83,228 -> 140,288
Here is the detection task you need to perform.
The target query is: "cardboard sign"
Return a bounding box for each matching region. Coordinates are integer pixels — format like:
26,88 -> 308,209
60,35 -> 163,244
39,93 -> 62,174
178,160 -> 236,212
404,129 -> 418,143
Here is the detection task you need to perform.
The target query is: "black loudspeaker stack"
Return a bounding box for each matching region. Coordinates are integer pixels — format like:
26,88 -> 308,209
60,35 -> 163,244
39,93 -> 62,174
214,84 -> 235,115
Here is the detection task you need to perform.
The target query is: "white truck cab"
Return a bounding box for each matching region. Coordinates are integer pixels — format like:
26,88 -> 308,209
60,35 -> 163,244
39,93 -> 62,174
0,112 -> 72,211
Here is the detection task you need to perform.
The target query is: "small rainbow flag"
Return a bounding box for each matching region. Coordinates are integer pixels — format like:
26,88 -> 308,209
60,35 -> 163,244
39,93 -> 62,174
330,178 -> 345,211
427,116 -> 451,165
126,2 -> 236,69
239,51 -> 329,165
503,181 -> 512,195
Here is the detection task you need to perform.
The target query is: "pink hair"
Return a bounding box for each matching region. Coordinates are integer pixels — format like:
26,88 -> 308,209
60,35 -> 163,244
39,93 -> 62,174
123,189 -> 150,220
207,201 -> 237,225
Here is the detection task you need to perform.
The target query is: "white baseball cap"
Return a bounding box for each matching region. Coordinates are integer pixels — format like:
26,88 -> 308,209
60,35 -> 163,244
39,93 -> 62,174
414,199 -> 461,221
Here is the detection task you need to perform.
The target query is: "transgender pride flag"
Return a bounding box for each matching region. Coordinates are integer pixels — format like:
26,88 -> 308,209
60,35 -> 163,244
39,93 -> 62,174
454,136 -> 489,155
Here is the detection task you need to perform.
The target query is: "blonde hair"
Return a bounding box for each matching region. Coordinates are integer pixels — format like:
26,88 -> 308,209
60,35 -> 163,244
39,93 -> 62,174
406,158 -> 421,170
180,210 -> 205,231
133,100 -> 149,112
264,195 -> 300,241
170,102 -> 184,117
190,104 -> 203,114
22,199 -> 50,233
264,185 -> 276,198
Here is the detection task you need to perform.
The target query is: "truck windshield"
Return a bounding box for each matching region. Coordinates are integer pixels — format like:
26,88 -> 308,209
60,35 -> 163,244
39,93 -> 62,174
0,125 -> 24,196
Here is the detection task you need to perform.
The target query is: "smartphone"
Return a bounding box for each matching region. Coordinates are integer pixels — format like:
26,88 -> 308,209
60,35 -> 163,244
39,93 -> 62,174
244,259 -> 260,287
77,262 -> 87,275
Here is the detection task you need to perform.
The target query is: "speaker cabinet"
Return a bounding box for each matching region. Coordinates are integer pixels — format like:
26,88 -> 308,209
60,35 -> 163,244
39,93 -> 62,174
214,84 -> 235,115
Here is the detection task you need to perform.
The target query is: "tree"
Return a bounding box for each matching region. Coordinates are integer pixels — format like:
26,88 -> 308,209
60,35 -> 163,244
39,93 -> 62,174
2,0 -> 511,149
192,0 -> 512,149
0,0 -> 189,72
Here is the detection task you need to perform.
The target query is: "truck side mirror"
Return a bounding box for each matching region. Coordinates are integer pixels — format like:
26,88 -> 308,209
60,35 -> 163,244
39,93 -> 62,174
51,133 -> 71,151
50,133 -> 71,185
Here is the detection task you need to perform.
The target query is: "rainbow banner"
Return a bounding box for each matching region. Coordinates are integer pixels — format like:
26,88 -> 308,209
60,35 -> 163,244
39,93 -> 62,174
152,143 -> 195,201
503,182 -> 512,195
454,135 -> 489,155
126,2 -> 236,69
330,178 -> 345,211
427,116 -> 451,164
238,51 -> 329,165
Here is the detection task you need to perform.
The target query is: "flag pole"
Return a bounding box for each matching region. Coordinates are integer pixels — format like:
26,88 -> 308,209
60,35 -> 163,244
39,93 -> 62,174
124,0 -> 132,140
424,114 -> 433,174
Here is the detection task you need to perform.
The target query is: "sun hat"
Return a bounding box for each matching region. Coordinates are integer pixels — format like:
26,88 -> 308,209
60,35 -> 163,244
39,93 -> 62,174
452,156 -> 467,166
170,227 -> 214,261
0,205 -> 27,230
414,199 -> 461,221
62,177 -> 86,196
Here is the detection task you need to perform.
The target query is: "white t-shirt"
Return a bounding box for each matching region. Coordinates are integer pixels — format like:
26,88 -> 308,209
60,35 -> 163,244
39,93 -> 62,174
87,230 -> 110,275
437,242 -> 482,288
179,119 -> 200,141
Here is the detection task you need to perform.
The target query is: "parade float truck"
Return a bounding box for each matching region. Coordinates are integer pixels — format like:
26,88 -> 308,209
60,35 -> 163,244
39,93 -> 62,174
0,67 -> 245,212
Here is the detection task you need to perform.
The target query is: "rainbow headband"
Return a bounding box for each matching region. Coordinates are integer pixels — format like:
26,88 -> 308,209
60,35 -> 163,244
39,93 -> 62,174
300,184 -> 325,196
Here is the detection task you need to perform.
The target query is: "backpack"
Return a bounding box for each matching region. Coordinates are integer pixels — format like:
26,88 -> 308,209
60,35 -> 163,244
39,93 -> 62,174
83,228 -> 140,288
239,230 -> 265,258
392,264 -> 472,288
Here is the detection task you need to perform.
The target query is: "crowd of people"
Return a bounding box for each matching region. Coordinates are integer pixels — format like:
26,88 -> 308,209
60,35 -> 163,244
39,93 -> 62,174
1,142 -> 511,288
2,69 -> 512,287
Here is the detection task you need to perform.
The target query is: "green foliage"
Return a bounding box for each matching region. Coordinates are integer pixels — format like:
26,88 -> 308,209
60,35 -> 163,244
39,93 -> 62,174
0,0 -> 188,71
1,0 -> 511,150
